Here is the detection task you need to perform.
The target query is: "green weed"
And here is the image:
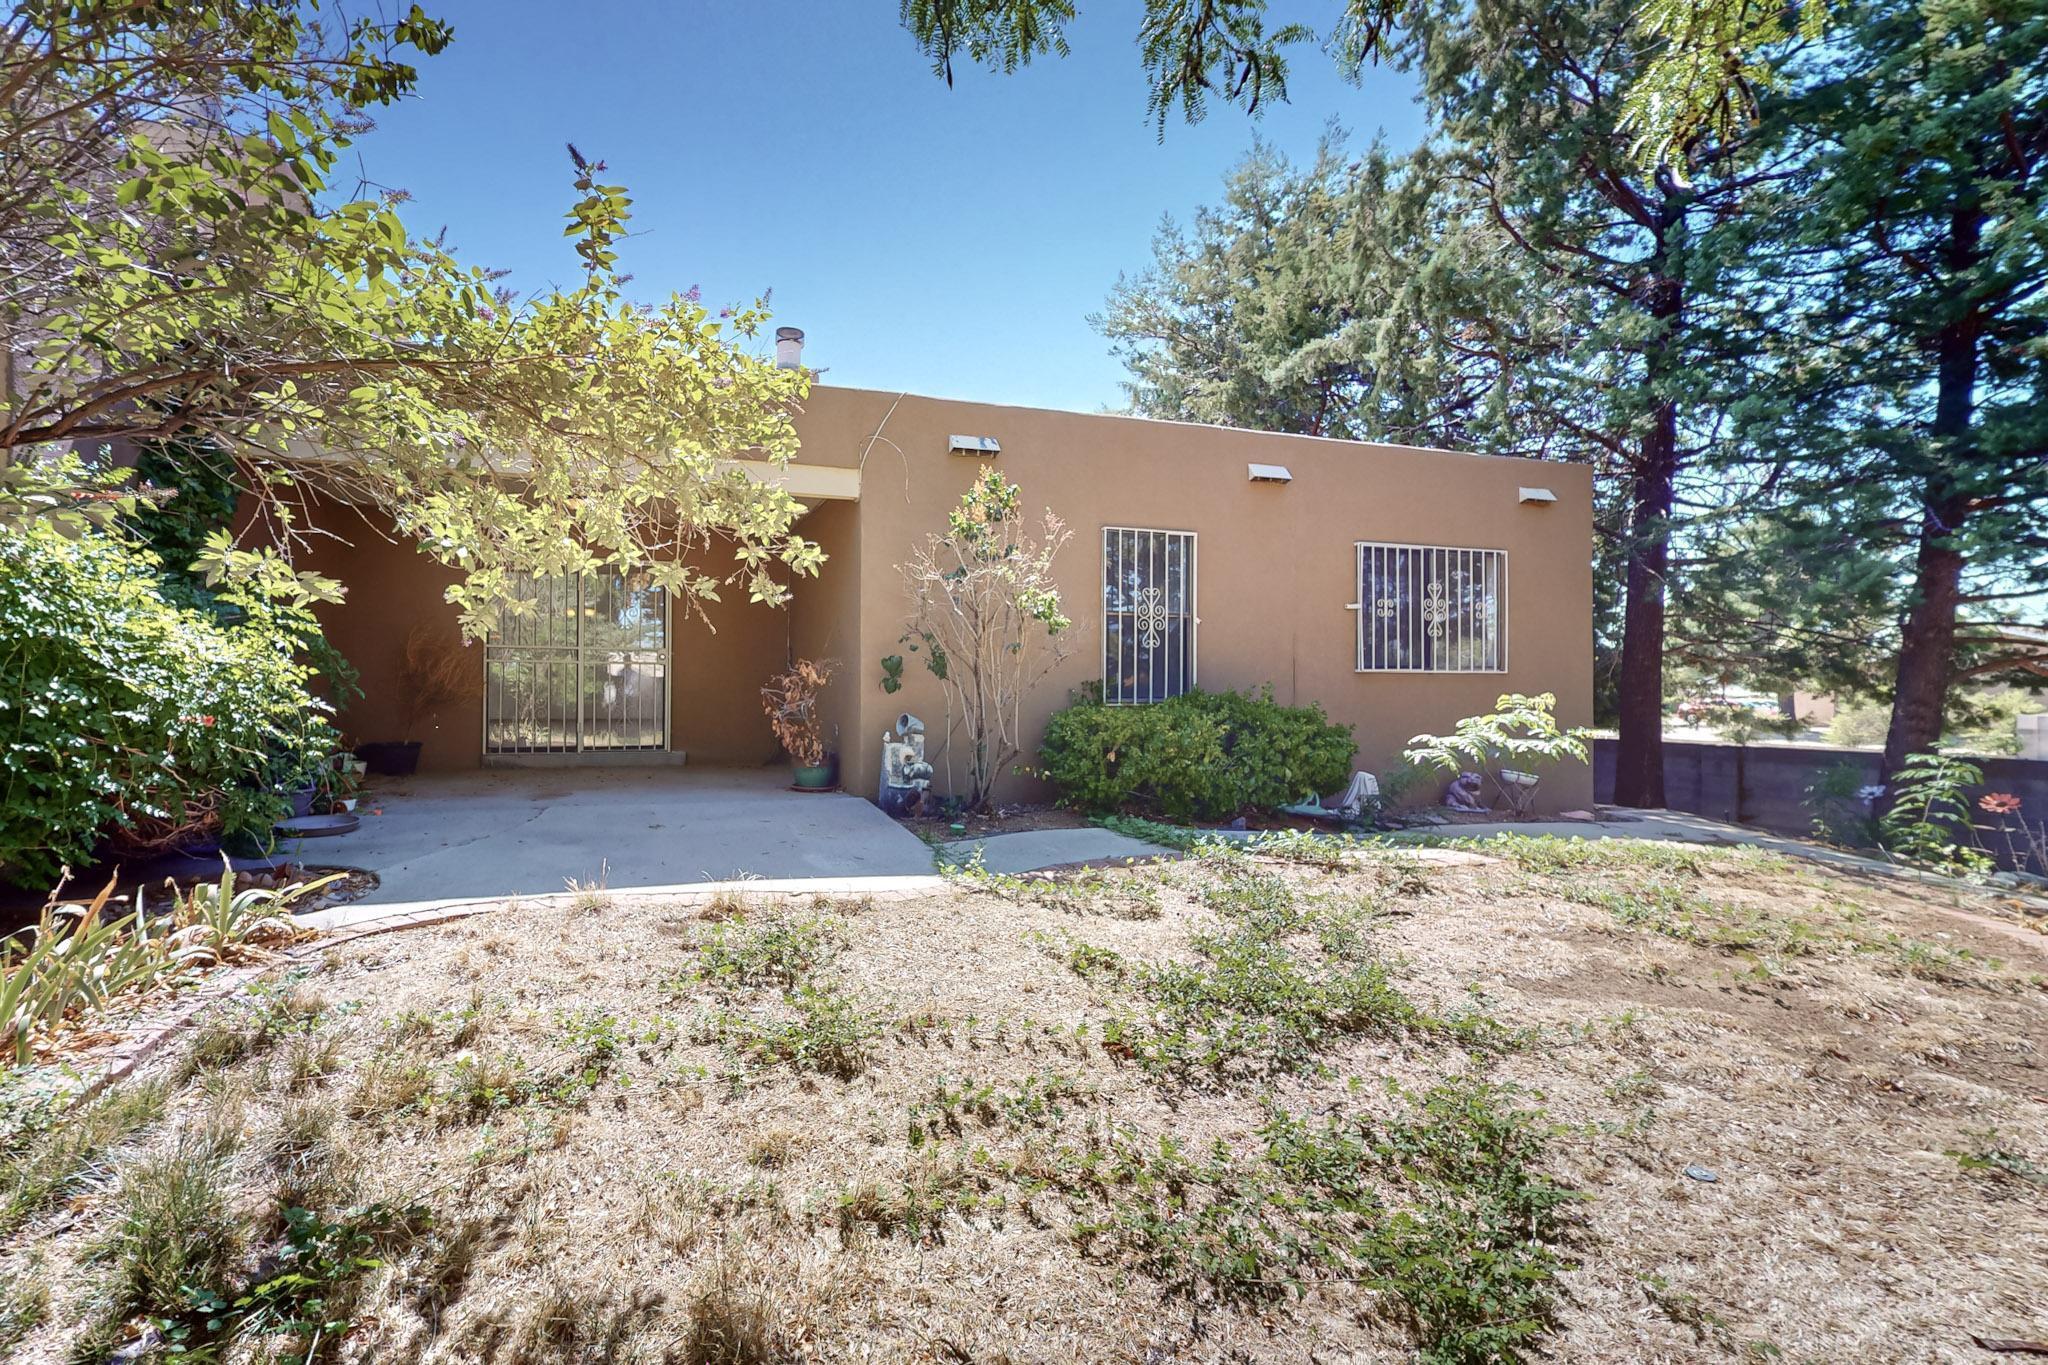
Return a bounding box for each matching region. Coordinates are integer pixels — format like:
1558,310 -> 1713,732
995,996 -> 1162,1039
1073,867 -> 1458,1082
1,1081 -> 165,1234
710,984 -> 878,1078
1949,1130 -> 2048,1189
684,914 -> 840,992
906,1072 -> 1097,1147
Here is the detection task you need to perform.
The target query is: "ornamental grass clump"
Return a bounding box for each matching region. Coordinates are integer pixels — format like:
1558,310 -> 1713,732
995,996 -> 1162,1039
1,868 -> 331,1068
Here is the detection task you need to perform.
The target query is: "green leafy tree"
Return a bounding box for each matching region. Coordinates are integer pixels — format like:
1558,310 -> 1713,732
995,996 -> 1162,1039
1098,135 -> 1585,460
898,0 -> 1809,156
1097,0 -> 1788,806
2,1 -> 820,634
1618,0 -> 1830,162
898,469 -> 1073,810
1724,0 -> 2048,779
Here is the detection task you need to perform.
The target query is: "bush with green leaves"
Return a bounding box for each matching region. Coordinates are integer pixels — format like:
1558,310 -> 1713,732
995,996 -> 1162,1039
1403,692 -> 1590,814
1038,687 -> 1355,821
0,522 -> 335,885
1879,751 -> 1992,877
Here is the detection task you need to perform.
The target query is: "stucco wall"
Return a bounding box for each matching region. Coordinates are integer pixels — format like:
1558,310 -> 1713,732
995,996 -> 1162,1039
291,502 -> 483,772
800,387 -> 1596,809
301,384 -> 1594,810
789,497 -> 864,782
666,568 -> 789,766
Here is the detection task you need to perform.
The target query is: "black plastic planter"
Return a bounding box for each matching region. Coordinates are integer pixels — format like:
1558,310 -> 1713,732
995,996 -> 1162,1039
355,741 -> 422,776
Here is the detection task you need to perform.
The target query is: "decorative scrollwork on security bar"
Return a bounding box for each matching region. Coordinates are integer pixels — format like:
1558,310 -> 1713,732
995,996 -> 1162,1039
1420,579 -> 1453,640
1133,586 -> 1169,649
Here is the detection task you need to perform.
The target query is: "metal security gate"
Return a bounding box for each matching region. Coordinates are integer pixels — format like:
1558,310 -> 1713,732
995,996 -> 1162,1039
483,574 -> 669,755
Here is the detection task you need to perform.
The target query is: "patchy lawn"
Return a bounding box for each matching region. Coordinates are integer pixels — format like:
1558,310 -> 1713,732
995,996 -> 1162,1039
3,836 -> 2045,1363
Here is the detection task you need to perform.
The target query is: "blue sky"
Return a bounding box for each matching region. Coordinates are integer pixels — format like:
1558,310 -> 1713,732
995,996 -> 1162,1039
349,1 -> 1424,413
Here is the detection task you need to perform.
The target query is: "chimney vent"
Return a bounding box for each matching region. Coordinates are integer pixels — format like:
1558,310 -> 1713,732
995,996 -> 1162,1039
774,327 -> 805,370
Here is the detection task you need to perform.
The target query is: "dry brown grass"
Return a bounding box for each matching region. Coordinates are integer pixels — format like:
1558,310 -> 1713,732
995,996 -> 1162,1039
1,842 -> 2043,1363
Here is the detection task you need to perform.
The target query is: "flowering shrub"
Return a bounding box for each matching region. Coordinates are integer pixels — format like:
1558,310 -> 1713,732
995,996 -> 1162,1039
0,524 -> 334,886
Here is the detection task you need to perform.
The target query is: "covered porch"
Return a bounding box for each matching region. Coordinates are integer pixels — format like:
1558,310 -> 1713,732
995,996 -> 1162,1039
301,467 -> 865,781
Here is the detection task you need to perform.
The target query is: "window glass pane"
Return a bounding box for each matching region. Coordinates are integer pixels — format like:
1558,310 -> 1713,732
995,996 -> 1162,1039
1356,544 -> 1505,674
1103,528 -> 1196,703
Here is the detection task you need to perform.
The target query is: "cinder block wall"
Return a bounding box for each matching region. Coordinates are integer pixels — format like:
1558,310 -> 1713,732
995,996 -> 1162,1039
1594,738 -> 2048,871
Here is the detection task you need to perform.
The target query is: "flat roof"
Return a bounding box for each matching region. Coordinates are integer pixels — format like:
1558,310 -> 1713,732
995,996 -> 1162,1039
808,382 -> 1579,473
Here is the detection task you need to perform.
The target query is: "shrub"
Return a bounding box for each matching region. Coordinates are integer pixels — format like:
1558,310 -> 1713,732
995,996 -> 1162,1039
759,657 -> 837,769
0,523 -> 335,885
1403,692 -> 1589,815
1879,750 -> 1992,876
1805,761 -> 1878,848
898,469 -> 1073,810
1038,687 -> 1354,821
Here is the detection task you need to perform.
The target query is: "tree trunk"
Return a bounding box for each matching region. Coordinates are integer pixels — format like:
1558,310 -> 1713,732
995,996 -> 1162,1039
1880,199 -> 1983,780
1881,509 -> 1966,776
1610,260 -> 1684,810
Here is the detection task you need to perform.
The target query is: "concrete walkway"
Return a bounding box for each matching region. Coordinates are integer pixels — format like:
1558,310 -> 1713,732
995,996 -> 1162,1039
942,827 -> 1162,874
285,767 -> 937,908
948,809 -> 2048,916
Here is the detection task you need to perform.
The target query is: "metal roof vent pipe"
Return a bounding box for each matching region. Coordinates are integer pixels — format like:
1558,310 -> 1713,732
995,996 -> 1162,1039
774,327 -> 805,370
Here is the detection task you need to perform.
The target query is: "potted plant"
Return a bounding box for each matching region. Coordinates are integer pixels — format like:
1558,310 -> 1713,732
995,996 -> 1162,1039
358,625 -> 476,776
314,753 -> 364,813
761,658 -> 838,790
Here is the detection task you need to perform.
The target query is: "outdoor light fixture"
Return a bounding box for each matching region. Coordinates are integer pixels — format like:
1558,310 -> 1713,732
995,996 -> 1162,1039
1248,463 -> 1293,483
1518,486 -> 1557,505
948,434 -> 1001,456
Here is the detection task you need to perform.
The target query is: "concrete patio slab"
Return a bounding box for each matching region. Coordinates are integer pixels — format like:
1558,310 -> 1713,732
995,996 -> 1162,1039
280,767 -> 937,908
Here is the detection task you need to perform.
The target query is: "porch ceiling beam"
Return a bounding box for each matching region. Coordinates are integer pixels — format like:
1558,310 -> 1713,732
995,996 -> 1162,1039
719,459 -> 861,501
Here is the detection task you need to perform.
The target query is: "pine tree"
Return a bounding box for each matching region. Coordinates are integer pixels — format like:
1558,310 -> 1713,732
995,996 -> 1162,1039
1734,0 -> 2048,775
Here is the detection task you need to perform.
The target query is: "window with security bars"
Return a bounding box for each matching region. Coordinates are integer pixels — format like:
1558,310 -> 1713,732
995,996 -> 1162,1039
1354,543 -> 1506,672
1103,527 -> 1196,704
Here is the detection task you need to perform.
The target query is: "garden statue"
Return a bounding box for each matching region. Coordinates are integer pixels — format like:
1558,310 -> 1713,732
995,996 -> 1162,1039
1444,770 -> 1488,813
877,713 -> 934,817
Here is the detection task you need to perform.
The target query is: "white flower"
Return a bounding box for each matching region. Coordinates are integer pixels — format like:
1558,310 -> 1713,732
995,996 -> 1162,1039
1856,784 -> 1886,803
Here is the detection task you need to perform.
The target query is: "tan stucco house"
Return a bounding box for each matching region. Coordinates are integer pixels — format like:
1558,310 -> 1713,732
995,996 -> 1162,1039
302,379 -> 1596,811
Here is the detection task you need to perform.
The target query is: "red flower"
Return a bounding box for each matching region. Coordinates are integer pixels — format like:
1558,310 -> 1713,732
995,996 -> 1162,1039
1978,792 -> 2023,816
